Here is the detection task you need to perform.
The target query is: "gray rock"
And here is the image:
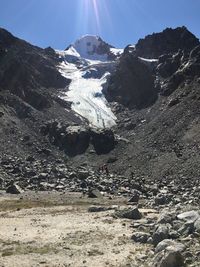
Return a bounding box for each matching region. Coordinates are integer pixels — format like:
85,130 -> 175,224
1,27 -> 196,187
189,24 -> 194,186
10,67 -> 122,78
157,211 -> 176,224
88,189 -> 102,198
152,225 -> 170,246
128,190 -> 140,203
115,207 -> 142,220
177,210 -> 200,223
178,221 -> 195,236
6,184 -> 24,194
155,194 -> 168,206
88,206 -> 108,213
153,250 -> 185,267
77,170 -> 89,180
131,232 -> 151,243
155,239 -> 185,254
194,218 -> 200,233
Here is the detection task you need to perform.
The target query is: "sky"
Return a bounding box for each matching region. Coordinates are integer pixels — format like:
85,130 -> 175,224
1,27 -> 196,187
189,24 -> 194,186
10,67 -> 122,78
0,0 -> 200,50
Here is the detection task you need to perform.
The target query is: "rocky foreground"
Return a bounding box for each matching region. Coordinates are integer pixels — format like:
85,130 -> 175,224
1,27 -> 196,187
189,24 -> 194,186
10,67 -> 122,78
0,161 -> 200,267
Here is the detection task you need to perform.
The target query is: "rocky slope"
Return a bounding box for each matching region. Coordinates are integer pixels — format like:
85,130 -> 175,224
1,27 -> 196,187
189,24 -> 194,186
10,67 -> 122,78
0,26 -> 200,193
1,25 -> 200,267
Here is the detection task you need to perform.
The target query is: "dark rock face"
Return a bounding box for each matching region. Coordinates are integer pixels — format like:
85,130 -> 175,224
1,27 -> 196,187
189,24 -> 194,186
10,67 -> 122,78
90,128 -> 115,154
0,28 -> 69,111
135,26 -> 199,58
41,121 -> 116,156
106,27 -> 200,111
115,207 -> 142,220
6,183 -> 24,194
105,53 -> 157,109
41,121 -> 90,156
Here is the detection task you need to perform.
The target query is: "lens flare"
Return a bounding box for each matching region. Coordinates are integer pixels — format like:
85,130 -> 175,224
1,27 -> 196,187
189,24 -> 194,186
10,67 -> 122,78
81,0 -> 104,33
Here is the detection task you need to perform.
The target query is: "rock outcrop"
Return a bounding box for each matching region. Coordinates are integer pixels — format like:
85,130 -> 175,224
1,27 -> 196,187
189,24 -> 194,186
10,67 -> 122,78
135,26 -> 199,58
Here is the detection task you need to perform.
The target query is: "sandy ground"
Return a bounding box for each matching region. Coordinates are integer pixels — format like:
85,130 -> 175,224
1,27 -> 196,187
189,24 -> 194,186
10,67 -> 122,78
0,192 -> 154,267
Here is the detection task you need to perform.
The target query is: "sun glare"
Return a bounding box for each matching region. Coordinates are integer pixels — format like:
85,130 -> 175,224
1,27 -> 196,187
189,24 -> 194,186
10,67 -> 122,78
81,0 -> 103,32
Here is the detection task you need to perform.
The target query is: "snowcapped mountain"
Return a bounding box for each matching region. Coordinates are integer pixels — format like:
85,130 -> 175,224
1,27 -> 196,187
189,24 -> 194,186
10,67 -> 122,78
56,35 -> 123,129
65,35 -> 123,61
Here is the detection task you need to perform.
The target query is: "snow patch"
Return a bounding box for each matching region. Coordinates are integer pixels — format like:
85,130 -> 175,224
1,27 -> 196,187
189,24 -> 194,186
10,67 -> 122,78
139,57 -> 158,63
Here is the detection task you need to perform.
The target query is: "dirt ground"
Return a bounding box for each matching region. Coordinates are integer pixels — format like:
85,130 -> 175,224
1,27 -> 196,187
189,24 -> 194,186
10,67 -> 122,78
0,191 -> 155,267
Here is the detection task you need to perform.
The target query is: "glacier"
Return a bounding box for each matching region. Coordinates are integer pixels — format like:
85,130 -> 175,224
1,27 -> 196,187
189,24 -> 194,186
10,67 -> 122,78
56,35 -> 123,129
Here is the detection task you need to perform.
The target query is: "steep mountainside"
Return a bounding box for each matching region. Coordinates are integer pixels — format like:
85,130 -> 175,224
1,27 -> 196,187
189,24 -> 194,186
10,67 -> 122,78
0,26 -> 200,193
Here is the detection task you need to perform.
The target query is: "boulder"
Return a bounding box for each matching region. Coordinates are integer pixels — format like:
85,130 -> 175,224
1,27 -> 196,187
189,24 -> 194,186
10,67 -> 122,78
155,239 -> 185,254
90,128 -> 115,154
194,218 -> 200,233
153,249 -> 185,267
88,189 -> 102,198
177,210 -> 200,223
157,211 -> 176,224
88,206 -> 111,213
115,207 -> 142,220
6,183 -> 24,194
154,194 -> 168,206
128,190 -> 140,203
131,232 -> 151,243
152,225 -> 170,246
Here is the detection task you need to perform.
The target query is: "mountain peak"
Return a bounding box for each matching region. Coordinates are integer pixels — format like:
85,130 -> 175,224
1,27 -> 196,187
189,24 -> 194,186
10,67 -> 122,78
65,34 -> 119,61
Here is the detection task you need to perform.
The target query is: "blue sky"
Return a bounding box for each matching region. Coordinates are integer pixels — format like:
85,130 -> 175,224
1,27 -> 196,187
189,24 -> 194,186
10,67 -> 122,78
0,0 -> 199,49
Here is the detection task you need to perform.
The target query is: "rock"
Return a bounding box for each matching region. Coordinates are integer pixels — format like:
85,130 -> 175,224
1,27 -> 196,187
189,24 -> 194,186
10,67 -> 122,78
135,26 -> 199,58
105,54 -> 157,109
157,211 -> 176,224
128,190 -> 140,203
107,157 -> 118,164
88,189 -> 102,198
6,183 -> 24,194
154,194 -> 168,206
131,232 -> 151,243
194,218 -> 200,233
153,249 -> 185,267
0,177 -> 4,186
152,225 -> 170,246
177,210 -> 200,223
90,128 -> 115,154
41,122 -> 90,156
178,221 -> 195,236
88,206 -> 113,213
77,170 -> 89,180
115,207 -> 142,220
155,239 -> 185,254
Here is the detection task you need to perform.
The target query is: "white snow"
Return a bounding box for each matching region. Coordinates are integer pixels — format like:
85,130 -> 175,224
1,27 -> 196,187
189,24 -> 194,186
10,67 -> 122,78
110,48 -> 124,56
139,57 -> 158,63
62,69 -> 116,128
56,36 -> 118,128
69,35 -> 109,61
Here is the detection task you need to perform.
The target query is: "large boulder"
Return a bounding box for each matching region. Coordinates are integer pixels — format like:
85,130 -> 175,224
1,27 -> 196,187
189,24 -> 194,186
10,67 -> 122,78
153,250 -> 185,267
153,240 -> 186,267
90,128 -> 115,154
115,207 -> 142,220
152,225 -> 170,246
41,122 -> 90,156
155,239 -> 185,254
131,232 -> 151,243
6,183 -> 24,194
177,210 -> 200,223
